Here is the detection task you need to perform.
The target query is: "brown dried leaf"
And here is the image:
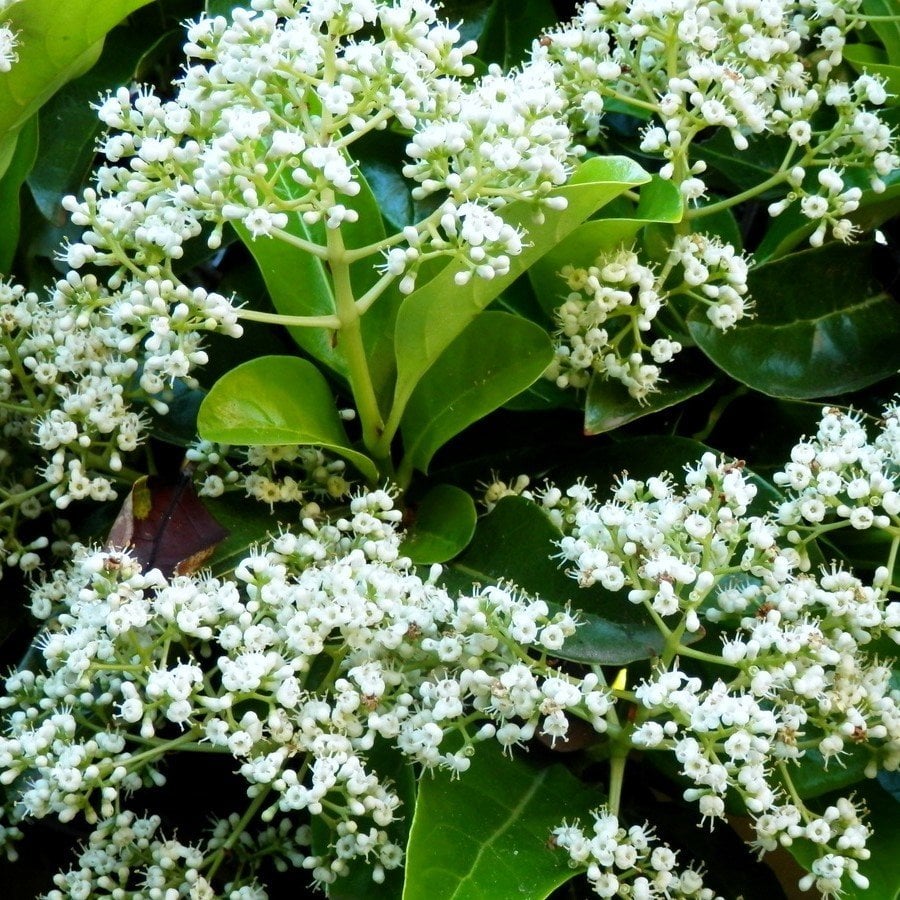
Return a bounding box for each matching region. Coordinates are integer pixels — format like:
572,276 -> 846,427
106,473 -> 228,575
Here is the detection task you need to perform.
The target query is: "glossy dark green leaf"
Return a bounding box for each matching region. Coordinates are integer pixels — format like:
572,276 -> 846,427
401,312 -> 554,474
391,156 -> 650,425
0,0 -> 153,139
196,355 -> 379,481
529,175 -> 683,317
689,243 -> 900,399
400,484 -> 478,564
27,24 -> 153,220
146,380 -> 205,446
444,496 -> 666,665
878,770 -> 900,803
698,131 -> 791,195
403,741 -> 598,900
863,0 -> 900,64
356,130 -> 415,232
584,357 -> 714,436
0,114 -> 37,272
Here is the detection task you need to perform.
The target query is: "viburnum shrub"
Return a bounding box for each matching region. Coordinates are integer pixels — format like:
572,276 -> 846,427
0,0 -> 898,897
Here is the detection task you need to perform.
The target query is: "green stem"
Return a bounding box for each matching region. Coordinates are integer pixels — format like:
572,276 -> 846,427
355,269 -> 400,315
205,785 -> 273,882
0,481 -> 52,513
1,334 -> 43,409
327,213 -> 386,460
885,533 -> 900,580
686,164 -> 792,220
268,226 -> 330,258
235,307 -> 341,329
607,744 -> 629,816
676,643 -> 736,667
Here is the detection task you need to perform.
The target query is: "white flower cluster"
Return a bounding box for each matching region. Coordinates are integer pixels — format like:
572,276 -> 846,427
0,18 -> 17,73
402,60 -> 579,286
46,810 -> 291,899
187,440 -> 352,509
774,403 -> 900,548
1,490 -> 599,891
544,247 -> 677,398
537,429 -> 900,897
535,0 -> 899,244
667,233 -> 751,330
0,273 -> 240,572
545,237 -> 750,400
68,0 -> 580,298
554,808 -> 721,899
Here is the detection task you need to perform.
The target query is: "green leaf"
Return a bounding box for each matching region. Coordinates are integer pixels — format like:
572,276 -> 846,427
0,113 -> 37,272
400,484 -> 478,564
27,23 -> 155,220
863,0 -> 900,64
403,741 -> 598,900
235,219 -> 345,378
699,131 -> 790,195
400,312 -> 554,474
843,44 -> 900,95
584,356 -> 714,436
0,0 -> 153,139
529,175 -> 683,318
391,156 -> 650,425
196,355 -> 379,481
444,496 -> 665,666
689,243 -> 900,399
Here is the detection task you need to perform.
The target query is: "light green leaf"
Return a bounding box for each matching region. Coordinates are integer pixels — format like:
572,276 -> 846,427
0,0 -> 153,139
0,113 -> 37,272
196,356 -> 378,481
400,484 -> 477,564
391,156 -> 650,426
689,243 -> 900,399
234,219 -> 345,378
400,312 -> 554,474
403,741 -> 598,900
